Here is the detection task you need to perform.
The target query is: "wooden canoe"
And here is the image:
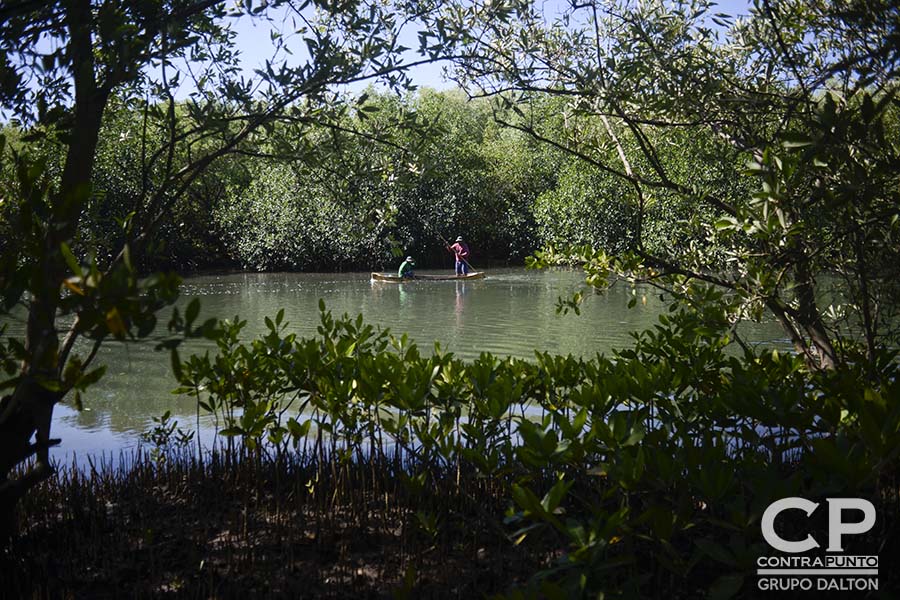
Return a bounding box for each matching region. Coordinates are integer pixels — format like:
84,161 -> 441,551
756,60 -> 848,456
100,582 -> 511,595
371,272 -> 486,282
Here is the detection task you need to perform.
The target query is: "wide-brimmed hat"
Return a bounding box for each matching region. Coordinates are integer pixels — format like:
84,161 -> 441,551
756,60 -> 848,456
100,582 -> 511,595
455,236 -> 463,242
406,256 -> 415,263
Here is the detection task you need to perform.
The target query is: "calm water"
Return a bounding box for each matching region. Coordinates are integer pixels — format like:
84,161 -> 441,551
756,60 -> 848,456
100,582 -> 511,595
2,268 -> 789,458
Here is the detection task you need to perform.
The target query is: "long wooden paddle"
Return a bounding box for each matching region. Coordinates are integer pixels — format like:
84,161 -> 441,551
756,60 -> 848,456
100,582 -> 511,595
436,231 -> 476,273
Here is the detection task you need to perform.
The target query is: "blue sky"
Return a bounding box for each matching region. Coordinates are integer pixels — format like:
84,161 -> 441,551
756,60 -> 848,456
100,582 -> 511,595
214,0 -> 754,95
5,0 -> 757,117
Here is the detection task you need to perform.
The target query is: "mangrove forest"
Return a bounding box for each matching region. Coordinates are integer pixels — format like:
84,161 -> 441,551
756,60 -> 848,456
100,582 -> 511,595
1,0 -> 899,597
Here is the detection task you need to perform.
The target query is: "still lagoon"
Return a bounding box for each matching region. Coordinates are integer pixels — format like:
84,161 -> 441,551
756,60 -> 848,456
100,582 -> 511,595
1,268 -> 789,459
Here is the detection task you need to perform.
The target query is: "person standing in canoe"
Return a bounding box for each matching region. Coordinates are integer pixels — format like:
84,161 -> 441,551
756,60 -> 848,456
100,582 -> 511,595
398,256 -> 416,279
447,236 -> 470,276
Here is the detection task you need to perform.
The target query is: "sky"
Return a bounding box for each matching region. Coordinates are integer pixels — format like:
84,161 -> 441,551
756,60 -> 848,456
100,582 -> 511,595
215,2 -> 451,95
7,0 -> 757,113
220,4 -> 439,92
203,0 -> 755,96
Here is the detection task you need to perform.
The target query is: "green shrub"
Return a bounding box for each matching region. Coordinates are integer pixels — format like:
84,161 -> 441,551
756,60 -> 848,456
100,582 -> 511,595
173,301 -> 900,598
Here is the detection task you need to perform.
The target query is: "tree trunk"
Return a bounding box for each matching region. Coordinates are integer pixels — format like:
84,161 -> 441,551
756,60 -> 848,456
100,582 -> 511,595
0,0 -> 109,541
794,259 -> 837,370
0,384 -> 60,542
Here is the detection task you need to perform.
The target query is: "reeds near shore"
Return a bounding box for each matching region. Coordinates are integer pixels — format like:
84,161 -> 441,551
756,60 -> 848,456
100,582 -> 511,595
5,444 -> 541,599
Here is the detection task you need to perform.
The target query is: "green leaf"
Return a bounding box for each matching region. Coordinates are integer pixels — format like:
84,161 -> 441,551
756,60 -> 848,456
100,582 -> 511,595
511,483 -> 544,516
287,418 -> 312,439
76,365 -> 107,390
781,132 -> 812,148
542,477 -> 572,513
59,242 -> 82,277
170,348 -> 182,381
105,308 -> 127,338
714,217 -> 737,231
185,299 -> 200,326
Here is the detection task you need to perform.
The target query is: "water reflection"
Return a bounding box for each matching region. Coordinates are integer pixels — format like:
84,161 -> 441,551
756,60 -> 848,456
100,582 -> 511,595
0,268 -> 790,458
398,282 -> 410,308
454,281 -> 467,328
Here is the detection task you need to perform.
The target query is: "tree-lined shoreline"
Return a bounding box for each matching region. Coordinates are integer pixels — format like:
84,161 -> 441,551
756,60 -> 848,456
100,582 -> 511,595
2,0 -> 899,597
4,87 -> 743,273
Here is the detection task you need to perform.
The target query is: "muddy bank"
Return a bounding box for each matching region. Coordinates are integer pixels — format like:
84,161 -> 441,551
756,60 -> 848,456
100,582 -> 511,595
5,448 -> 543,599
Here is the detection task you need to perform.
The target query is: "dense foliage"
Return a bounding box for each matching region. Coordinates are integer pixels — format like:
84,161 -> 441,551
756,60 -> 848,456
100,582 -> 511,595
2,0 -> 900,596
0,0 -> 456,541
5,87 -> 749,272
427,0 -> 900,370
168,303 -> 900,597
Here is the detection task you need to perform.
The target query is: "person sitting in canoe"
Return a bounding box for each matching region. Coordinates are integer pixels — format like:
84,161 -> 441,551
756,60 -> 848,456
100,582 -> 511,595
398,256 -> 416,279
447,236 -> 470,276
